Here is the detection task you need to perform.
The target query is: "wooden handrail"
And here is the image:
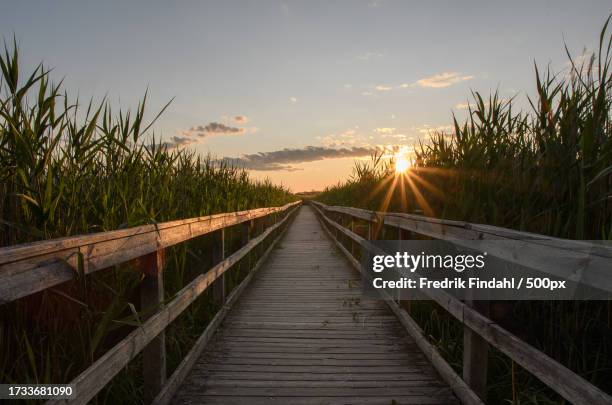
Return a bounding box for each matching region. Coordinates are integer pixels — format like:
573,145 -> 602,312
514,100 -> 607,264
0,201 -> 300,405
44,202 -> 301,405
313,202 -> 612,293
0,201 -> 300,303
311,200 -> 612,405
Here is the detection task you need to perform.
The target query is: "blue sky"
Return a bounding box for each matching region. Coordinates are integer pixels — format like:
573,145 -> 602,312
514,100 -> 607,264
2,1 -> 611,191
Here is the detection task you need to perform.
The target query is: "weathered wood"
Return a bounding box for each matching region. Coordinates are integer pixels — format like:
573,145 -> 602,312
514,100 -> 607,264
0,202 -> 300,304
312,201 -> 612,405
151,212 -> 294,405
212,229 -> 225,303
349,216 -> 356,257
312,201 -> 612,292
312,203 -> 482,405
462,299 -> 489,401
140,249 -> 167,402
47,205 -> 300,405
241,221 -> 250,245
172,207 -> 458,405
173,397 -> 457,405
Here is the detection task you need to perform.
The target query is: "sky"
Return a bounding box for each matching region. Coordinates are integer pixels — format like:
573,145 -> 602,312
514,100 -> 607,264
2,1 -> 611,191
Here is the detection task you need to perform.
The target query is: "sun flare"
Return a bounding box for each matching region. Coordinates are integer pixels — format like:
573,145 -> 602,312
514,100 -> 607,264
395,155 -> 410,174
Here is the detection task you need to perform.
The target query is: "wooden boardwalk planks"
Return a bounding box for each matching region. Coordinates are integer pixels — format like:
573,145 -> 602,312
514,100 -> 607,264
172,206 -> 458,405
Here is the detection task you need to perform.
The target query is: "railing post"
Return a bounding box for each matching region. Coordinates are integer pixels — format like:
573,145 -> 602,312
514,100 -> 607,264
212,229 -> 225,303
241,220 -> 251,273
257,216 -> 265,236
350,216 -> 355,257
333,213 -> 339,240
397,223 -> 411,309
463,299 -> 490,401
369,213 -> 384,241
399,227 -> 411,240
241,220 -> 251,245
140,249 -> 166,403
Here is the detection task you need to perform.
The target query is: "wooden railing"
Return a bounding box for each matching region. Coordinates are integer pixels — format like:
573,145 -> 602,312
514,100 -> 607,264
310,200 -> 612,405
0,200 -> 301,405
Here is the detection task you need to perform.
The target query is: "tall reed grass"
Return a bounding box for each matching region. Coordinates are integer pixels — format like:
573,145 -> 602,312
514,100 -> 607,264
317,16 -> 612,404
0,39 -> 294,403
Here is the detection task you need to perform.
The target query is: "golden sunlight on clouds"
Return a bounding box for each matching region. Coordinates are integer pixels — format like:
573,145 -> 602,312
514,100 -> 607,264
375,85 -> 392,91
415,72 -> 474,88
374,127 -> 396,134
249,157 -> 358,192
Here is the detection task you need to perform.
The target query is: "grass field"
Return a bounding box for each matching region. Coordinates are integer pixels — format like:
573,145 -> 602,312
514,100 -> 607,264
0,40 -> 295,403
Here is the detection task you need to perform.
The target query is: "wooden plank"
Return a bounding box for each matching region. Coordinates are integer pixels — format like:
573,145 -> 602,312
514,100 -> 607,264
46,204 -> 300,405
174,396 -> 458,405
0,202 -> 300,303
201,379 -> 446,387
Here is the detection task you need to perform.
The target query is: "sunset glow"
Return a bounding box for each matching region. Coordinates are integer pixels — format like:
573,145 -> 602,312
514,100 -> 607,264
395,155 -> 410,174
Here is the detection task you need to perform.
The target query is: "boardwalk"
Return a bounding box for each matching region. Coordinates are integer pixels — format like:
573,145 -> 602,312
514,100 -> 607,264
172,206 -> 458,404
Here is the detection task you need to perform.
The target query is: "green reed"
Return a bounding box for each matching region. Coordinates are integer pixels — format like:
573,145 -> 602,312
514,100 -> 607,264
0,38 -> 294,403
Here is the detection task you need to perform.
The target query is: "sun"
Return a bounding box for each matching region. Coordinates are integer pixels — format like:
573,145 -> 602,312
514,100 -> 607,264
395,155 -> 410,174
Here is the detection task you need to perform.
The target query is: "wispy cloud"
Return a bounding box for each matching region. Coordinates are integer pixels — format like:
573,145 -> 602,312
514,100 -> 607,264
222,146 -> 380,171
375,85 -> 392,92
289,96 -> 298,103
374,127 -> 396,134
162,121 -> 249,149
233,115 -> 249,123
160,135 -> 197,149
184,122 -> 245,137
318,128 -> 367,147
455,102 -> 472,110
408,72 -> 474,88
413,124 -> 454,135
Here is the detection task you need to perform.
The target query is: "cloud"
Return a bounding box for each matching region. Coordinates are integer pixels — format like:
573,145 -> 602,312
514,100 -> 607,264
382,133 -> 407,140
162,120 -> 249,149
362,91 -> 373,96
222,145 -> 380,171
375,85 -> 392,92
318,128 -> 366,147
375,127 -> 396,134
161,135 -> 197,149
413,124 -> 454,135
455,102 -> 472,110
414,72 -> 474,88
289,97 -> 298,103
184,122 -> 245,138
233,115 -> 249,123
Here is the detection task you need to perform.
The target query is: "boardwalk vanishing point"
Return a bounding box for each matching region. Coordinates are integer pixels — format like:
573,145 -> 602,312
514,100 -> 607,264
172,206 -> 458,404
